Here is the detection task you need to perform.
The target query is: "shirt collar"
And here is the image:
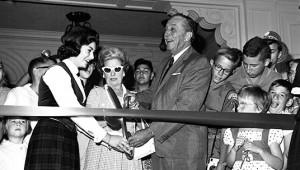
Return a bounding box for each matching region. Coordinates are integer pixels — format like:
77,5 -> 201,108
63,59 -> 79,76
172,46 -> 190,63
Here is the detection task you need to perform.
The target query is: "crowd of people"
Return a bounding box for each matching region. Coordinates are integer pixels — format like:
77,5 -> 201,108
0,12 -> 299,170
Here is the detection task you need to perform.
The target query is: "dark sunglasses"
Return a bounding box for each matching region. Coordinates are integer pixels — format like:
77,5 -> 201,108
102,66 -> 123,73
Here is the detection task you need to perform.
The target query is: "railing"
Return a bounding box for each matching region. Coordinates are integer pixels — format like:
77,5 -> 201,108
0,105 -> 295,130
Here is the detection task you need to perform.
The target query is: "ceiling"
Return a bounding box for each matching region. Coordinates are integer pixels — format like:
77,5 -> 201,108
0,0 -> 170,38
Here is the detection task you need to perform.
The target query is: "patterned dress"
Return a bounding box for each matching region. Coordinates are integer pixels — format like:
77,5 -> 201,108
224,128 -> 283,170
83,85 -> 142,170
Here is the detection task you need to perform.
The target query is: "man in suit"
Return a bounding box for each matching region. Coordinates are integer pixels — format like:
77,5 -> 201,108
128,13 -> 211,170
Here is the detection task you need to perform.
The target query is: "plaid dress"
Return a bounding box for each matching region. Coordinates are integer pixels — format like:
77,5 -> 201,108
25,118 -> 79,170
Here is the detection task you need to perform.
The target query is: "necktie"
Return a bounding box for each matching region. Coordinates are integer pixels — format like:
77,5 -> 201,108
160,57 -> 174,83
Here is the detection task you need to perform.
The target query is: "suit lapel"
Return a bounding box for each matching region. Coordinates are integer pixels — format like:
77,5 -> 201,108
155,47 -> 194,95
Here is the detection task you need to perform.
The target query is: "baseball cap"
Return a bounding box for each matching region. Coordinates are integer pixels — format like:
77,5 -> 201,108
263,31 -> 288,63
263,31 -> 281,41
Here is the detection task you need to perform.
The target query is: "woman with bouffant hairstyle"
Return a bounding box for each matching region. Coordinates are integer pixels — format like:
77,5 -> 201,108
25,26 -> 130,170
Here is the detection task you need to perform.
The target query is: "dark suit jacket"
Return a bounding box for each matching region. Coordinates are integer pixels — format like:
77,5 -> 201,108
136,47 -> 211,162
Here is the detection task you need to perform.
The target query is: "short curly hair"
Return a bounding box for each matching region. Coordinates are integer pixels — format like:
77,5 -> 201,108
97,47 -> 130,74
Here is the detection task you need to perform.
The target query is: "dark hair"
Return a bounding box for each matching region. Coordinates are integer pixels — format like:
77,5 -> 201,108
238,85 -> 270,113
57,26 -> 99,61
213,47 -> 241,69
27,55 -> 51,79
170,13 -> 197,43
265,39 -> 282,52
0,60 -> 9,87
269,79 -> 293,98
2,116 -> 32,141
243,36 -> 271,61
134,58 -> 153,72
97,47 -> 130,74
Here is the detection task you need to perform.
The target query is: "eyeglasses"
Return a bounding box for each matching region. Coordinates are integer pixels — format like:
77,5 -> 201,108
36,66 -> 50,69
213,63 -> 232,75
102,66 -> 123,73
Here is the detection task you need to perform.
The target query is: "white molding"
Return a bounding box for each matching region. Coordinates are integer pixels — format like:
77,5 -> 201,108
0,28 -> 166,84
168,1 -> 246,48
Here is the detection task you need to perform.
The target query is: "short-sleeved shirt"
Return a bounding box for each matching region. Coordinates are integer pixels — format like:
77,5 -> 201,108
228,67 -> 282,92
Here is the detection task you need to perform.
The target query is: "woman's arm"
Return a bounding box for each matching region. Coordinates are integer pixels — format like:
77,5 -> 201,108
43,66 -> 107,142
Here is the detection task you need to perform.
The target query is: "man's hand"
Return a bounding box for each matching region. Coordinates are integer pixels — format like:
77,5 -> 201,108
124,92 -> 139,109
128,128 -> 154,147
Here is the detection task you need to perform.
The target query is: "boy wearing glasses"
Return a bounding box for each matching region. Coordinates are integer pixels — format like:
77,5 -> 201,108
206,47 -> 240,170
228,37 -> 282,92
4,55 -> 55,143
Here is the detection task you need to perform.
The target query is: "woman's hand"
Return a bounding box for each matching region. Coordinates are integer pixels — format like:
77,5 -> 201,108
104,134 -> 132,154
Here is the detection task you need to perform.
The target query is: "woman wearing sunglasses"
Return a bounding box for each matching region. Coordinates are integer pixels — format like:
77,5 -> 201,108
25,27 -> 131,170
83,47 -> 142,170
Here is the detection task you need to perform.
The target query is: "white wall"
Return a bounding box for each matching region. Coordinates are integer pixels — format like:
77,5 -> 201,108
0,28 -> 168,84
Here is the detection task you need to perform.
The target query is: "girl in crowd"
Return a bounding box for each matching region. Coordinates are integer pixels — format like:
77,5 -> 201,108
225,85 -> 283,170
25,26 -> 130,170
0,117 -> 31,170
84,47 -> 142,170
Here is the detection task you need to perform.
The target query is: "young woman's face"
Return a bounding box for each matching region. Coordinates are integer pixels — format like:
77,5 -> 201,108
74,42 -> 96,69
6,119 -> 28,138
103,58 -> 124,89
237,97 -> 261,113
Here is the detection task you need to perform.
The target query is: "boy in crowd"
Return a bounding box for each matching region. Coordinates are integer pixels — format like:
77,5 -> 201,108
133,58 -> 154,92
268,79 -> 298,170
206,47 -> 240,170
263,31 -> 288,71
4,55 -> 55,144
228,36 -> 282,92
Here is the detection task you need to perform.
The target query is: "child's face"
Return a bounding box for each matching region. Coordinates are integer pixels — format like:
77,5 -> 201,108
237,97 -> 261,113
210,55 -> 236,84
6,119 -> 27,138
269,85 -> 291,114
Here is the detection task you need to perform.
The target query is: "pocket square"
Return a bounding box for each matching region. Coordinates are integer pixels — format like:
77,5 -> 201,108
172,72 -> 181,75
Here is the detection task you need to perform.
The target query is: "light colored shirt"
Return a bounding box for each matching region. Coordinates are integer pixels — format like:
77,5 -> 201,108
4,83 -> 37,106
43,59 -> 107,143
4,83 -> 38,144
173,46 -> 190,63
0,139 -> 27,170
